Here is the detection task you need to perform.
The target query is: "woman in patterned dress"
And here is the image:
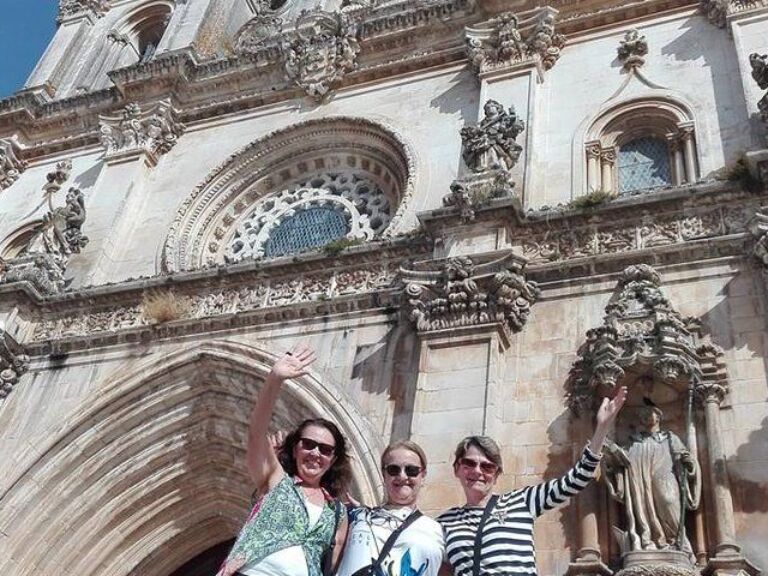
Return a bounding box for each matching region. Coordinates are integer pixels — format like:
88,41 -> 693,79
218,345 -> 351,576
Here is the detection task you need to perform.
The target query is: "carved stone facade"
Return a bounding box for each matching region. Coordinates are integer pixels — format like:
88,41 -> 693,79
1,0 -> 768,575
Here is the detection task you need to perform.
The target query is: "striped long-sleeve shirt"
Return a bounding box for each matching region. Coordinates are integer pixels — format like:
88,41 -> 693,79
437,446 -> 601,576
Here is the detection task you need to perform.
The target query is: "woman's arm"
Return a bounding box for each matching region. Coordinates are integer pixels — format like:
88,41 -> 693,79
525,386 -> 627,517
330,513 -> 349,572
245,346 -> 317,490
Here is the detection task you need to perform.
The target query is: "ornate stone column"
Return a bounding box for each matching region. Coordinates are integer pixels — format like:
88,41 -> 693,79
666,135 -> 684,186
680,124 -> 697,183
600,147 -> 616,194
586,142 -> 602,192
401,253 -> 539,513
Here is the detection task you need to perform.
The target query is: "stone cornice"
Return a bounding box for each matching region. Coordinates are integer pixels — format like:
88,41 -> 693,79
0,0 -> 704,158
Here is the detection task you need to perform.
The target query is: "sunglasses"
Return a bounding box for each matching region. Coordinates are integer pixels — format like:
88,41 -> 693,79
384,464 -> 423,478
298,437 -> 336,457
459,457 -> 498,474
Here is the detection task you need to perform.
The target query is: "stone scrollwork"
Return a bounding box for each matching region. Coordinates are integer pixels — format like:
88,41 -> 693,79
57,0 -> 110,22
617,29 -> 648,70
566,264 -> 700,413
98,100 -> 185,166
749,52 -> 768,124
0,330 -> 30,402
401,252 -> 539,340
0,139 -> 27,191
281,9 -> 360,100
465,6 -> 565,76
461,100 -> 525,174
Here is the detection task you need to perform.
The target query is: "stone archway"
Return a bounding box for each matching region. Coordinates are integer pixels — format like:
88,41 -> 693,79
0,340 -> 382,576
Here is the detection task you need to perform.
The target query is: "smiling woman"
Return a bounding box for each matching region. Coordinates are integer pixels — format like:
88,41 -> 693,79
0,2 -> 57,98
336,440 -> 445,576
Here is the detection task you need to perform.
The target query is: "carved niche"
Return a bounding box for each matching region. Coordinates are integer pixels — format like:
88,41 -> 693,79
0,330 -> 29,402
465,6 -> 565,77
617,29 -> 648,70
58,0 -> 111,22
98,100 -> 185,166
401,252 -> 540,342
0,139 -> 27,191
566,264 -> 701,413
281,9 -> 360,100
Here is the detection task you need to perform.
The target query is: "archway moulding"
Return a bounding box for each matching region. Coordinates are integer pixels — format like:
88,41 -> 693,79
161,116 -> 417,274
0,340 -> 383,576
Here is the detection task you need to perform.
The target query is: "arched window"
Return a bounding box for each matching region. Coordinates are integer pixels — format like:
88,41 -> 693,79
137,17 -> 169,62
108,4 -> 173,66
583,99 -> 698,197
0,222 -> 43,260
617,137 -> 672,195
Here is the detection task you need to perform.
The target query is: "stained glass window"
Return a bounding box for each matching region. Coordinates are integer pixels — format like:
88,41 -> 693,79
617,137 -> 671,195
264,206 -> 349,258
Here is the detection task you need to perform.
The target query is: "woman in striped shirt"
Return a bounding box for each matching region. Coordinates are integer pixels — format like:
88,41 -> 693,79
437,386 -> 627,576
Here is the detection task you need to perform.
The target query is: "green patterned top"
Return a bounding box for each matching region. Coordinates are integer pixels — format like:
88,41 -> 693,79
218,475 -> 338,576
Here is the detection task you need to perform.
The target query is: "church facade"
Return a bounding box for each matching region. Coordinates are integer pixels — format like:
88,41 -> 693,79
0,0 -> 767,575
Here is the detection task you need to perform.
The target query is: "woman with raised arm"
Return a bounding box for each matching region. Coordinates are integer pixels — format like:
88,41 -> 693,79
218,345 -> 351,576
438,386 -> 628,576
336,440 -> 445,576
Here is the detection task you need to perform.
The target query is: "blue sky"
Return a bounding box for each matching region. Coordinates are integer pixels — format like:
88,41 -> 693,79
0,1 -> 59,98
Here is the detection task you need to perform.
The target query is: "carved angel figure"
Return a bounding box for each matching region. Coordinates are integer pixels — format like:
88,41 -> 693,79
461,100 -> 525,173
602,402 -> 701,556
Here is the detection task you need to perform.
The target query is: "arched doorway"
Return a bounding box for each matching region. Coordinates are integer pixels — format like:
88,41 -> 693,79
0,340 -> 381,576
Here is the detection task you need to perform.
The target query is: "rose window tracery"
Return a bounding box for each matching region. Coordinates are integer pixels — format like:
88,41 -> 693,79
225,171 -> 391,262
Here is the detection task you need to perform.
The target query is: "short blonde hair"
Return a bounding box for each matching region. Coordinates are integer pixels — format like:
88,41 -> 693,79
452,436 -> 503,474
381,440 -> 428,471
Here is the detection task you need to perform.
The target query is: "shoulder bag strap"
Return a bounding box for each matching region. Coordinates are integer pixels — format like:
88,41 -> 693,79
374,509 -> 422,567
472,495 -> 499,576
322,500 -> 344,576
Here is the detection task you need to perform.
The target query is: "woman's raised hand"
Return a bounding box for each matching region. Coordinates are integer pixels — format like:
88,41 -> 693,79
596,385 -> 628,428
269,345 -> 317,381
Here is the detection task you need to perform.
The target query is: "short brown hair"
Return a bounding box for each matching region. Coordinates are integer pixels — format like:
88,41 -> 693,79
381,440 -> 428,471
452,436 -> 503,474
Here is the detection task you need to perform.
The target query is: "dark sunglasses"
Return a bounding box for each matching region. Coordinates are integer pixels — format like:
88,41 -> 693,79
384,464 -> 423,478
298,437 -> 336,457
459,457 -> 498,474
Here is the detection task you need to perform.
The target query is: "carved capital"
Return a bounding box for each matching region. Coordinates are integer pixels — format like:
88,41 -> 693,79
586,142 -> 602,160
98,100 -> 185,166
601,147 -> 617,165
617,29 -> 648,70
58,0 -> 110,23
401,252 -> 539,339
0,139 -> 27,191
465,7 -> 565,76
0,330 -> 30,402
280,9 -> 360,100
694,342 -> 729,406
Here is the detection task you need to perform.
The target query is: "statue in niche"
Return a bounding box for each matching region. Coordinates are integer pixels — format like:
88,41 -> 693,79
602,398 -> 701,558
461,99 -> 525,173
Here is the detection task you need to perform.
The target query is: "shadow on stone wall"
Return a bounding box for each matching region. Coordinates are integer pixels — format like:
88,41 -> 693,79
727,415 -> 768,514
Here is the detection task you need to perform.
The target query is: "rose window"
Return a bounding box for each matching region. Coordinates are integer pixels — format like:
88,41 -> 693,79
225,171 -> 391,262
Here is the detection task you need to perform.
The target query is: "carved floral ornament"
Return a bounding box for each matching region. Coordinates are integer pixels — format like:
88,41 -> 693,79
400,252 -> 540,343
98,100 -> 185,166
162,117 -> 416,273
465,6 -> 566,78
565,264 -> 730,414
617,29 -> 648,70
0,330 -> 29,402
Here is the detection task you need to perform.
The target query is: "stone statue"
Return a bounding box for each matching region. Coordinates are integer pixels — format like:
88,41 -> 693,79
26,187 -> 89,257
602,400 -> 701,557
461,100 -> 525,173
749,53 -> 768,122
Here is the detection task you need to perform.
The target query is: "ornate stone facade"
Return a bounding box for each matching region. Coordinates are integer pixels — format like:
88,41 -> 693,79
617,29 -> 648,70
0,330 -> 29,401
57,0 -> 111,23
461,100 -> 525,173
